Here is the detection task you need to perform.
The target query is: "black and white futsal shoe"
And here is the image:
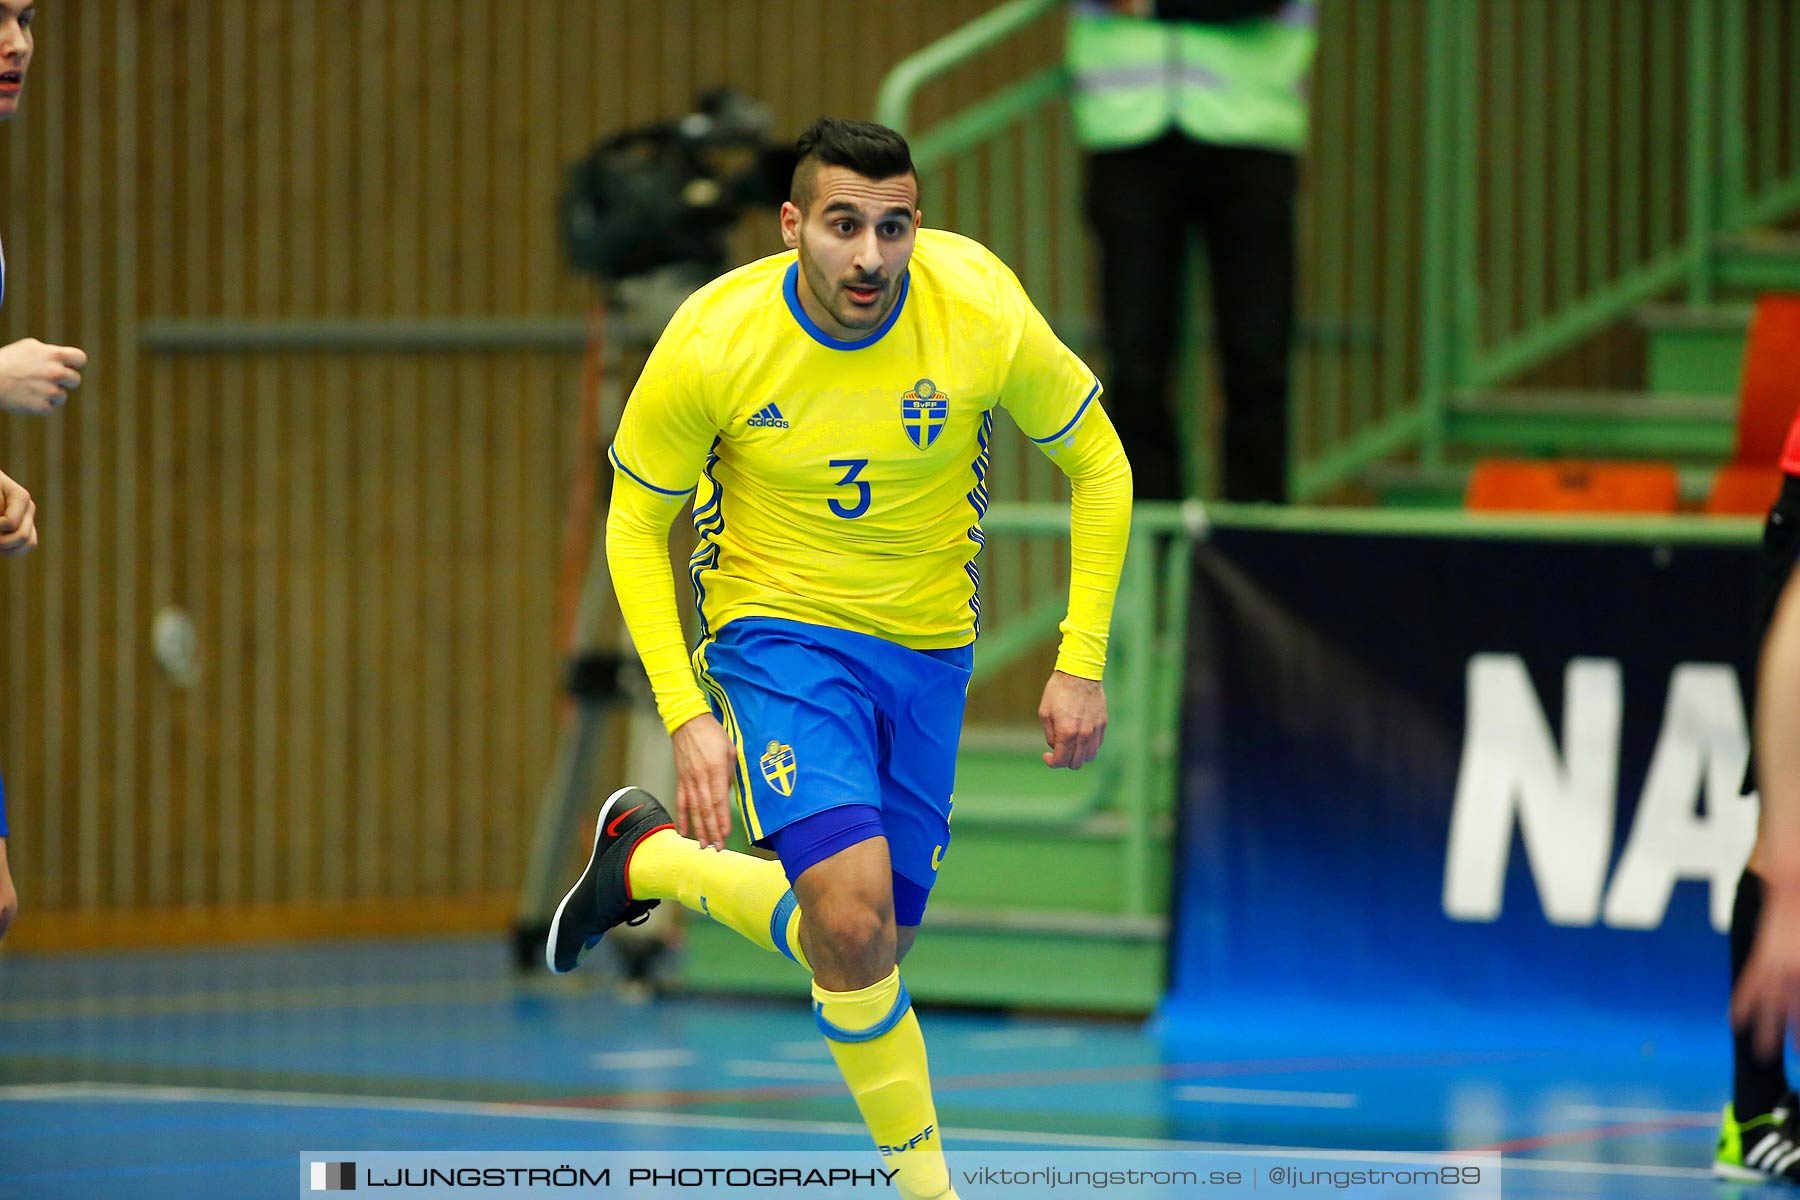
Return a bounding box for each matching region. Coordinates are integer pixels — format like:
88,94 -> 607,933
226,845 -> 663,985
545,786 -> 675,975
1716,1091 -> 1800,1183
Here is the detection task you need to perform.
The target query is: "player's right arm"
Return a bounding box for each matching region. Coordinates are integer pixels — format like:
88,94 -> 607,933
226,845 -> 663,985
1735,560 -> 1800,1053
0,474 -> 21,941
0,338 -> 85,415
606,308 -> 736,848
990,257 -> 1132,770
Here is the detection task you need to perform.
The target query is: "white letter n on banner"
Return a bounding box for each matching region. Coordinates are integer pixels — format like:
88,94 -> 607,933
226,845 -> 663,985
1443,654 -> 1621,925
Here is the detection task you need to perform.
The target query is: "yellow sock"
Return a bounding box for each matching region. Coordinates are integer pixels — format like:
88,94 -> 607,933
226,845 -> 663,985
814,968 -> 956,1200
627,829 -> 809,970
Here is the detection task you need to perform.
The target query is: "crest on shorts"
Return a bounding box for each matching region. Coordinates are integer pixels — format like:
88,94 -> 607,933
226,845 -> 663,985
759,740 -> 797,796
901,379 -> 949,450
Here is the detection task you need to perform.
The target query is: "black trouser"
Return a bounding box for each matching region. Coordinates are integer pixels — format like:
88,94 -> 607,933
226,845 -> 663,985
1086,133 -> 1298,503
1741,472 -> 1800,795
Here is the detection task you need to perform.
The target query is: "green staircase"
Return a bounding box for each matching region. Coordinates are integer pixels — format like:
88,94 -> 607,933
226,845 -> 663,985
679,511 -> 1192,1016
1635,238 -> 1800,399
1641,305 -> 1754,395
1367,231 -> 1798,508
1714,233 -> 1800,294
720,0 -> 1797,1015
1443,389 -> 1738,458
678,758 -> 1171,1014
853,0 -> 1800,509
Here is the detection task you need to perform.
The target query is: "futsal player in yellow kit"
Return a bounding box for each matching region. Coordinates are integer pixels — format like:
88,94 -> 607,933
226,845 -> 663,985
548,117 -> 1132,1200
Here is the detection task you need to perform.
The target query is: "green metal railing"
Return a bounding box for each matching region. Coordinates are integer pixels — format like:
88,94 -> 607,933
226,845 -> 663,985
876,2 -> 1796,905
971,502 -> 1194,917
877,0 -> 1800,500
1441,0 -> 1800,401
971,497 -> 1757,916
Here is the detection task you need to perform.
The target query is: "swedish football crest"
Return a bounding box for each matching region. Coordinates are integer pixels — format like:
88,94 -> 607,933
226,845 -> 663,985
902,379 -> 949,450
759,739 -> 797,797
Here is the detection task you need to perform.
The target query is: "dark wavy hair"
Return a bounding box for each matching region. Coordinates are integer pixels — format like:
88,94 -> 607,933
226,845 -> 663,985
790,117 -> 917,210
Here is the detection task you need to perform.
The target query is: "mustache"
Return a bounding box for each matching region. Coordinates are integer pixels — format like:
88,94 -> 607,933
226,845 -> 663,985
842,276 -> 886,289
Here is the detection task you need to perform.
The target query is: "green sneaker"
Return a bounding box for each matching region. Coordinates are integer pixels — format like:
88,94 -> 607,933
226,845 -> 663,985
1716,1092 -> 1800,1183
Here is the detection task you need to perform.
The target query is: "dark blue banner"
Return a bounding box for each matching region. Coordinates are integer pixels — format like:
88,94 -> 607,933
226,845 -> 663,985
1168,528 -> 1759,1035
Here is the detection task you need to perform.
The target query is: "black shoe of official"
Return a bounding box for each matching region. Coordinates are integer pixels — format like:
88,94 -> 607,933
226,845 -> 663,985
1716,1090 -> 1800,1183
545,786 -> 675,975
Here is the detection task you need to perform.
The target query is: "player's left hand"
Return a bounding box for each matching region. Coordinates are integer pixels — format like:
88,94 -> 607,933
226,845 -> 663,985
671,712 -> 736,850
1039,670 -> 1107,770
0,467 -> 37,556
1732,879 -> 1800,1058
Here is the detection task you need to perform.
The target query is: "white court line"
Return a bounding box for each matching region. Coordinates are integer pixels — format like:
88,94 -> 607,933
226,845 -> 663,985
1174,1085 -> 1358,1109
723,1061 -> 842,1081
587,1050 -> 697,1071
770,1041 -> 831,1060
964,1028 -> 1084,1050
0,1081 -> 1716,1180
0,979 -> 518,1022
1559,1105 -> 1717,1123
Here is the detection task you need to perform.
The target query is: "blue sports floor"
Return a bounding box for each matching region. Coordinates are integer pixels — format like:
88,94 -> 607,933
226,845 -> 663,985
0,937 -> 1759,1198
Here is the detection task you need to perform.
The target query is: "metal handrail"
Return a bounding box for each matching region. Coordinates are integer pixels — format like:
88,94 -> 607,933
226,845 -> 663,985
881,1 -> 1800,500
874,1 -> 1787,918
139,317 -> 593,354
983,500 -> 1759,547
873,0 -> 1060,135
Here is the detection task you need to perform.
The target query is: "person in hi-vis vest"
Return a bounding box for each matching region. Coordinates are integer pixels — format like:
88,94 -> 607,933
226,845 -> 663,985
1068,0 -> 1315,502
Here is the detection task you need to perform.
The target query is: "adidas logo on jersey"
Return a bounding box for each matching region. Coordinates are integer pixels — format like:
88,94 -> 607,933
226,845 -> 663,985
746,403 -> 790,429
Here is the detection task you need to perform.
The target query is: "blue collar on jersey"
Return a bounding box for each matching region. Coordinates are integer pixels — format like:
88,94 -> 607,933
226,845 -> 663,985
782,260 -> 910,351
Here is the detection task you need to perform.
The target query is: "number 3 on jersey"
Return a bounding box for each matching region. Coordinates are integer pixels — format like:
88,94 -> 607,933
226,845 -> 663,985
828,458 -> 871,519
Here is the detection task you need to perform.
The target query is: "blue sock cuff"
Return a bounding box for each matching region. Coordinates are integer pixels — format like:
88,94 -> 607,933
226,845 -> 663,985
769,889 -> 800,964
814,979 -> 912,1044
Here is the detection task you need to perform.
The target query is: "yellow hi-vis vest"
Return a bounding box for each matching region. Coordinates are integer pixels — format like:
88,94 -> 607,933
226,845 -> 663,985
1065,1 -> 1318,153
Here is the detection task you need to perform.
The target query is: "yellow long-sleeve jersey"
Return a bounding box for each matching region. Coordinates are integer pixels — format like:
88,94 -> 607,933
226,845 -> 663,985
606,228 -> 1133,732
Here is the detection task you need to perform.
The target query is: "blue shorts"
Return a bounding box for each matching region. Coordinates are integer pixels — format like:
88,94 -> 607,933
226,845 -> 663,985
693,617 -> 972,920
769,809 -> 935,926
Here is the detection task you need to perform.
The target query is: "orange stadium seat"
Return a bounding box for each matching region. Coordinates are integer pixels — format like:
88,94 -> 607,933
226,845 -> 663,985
1466,459 -> 1681,514
1706,293 -> 1800,514
1705,463 -> 1784,515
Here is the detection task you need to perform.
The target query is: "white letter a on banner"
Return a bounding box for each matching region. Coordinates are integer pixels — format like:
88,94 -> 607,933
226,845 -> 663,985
1602,664 -> 1754,932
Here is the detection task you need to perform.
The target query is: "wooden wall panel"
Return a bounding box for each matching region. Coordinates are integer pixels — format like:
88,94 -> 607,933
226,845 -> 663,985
0,0 -> 1013,938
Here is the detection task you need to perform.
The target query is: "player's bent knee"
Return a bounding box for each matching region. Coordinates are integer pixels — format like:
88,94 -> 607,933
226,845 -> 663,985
808,898 -> 891,959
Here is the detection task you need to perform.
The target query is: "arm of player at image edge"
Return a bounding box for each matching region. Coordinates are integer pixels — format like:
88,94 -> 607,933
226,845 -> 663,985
0,338 -> 85,416
1034,399 -> 1132,771
0,775 -> 14,942
1735,560 -> 1800,1056
0,467 -> 26,941
0,844 -> 13,943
